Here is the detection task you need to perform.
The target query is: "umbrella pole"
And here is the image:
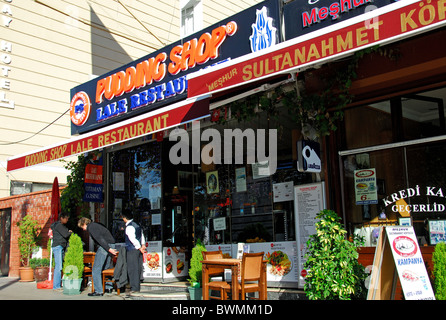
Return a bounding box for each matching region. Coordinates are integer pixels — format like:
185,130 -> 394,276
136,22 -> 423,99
48,239 -> 53,281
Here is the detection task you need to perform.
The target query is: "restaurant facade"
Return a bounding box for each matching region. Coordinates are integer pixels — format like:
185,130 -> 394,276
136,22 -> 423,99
7,0 -> 446,290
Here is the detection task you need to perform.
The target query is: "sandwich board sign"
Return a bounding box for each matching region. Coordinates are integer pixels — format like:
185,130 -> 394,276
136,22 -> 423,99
367,227 -> 435,300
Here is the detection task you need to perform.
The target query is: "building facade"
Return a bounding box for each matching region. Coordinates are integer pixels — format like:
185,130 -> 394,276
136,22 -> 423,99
0,0 -> 263,277
0,0 -> 263,198
3,0 -> 446,298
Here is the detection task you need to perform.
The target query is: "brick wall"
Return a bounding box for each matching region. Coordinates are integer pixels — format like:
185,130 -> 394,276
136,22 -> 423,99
0,188 -> 62,277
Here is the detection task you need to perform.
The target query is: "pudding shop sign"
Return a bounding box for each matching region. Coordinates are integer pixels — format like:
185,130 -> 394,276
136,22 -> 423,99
187,0 -> 446,98
70,0 -> 281,135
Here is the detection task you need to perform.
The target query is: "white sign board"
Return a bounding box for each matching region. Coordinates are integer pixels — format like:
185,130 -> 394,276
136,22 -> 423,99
386,227 -> 435,300
294,182 -> 326,288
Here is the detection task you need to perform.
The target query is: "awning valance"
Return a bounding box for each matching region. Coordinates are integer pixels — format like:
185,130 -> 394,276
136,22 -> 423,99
7,96 -> 210,172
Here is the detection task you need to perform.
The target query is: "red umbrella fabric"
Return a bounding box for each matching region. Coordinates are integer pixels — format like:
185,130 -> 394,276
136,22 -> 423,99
50,177 -> 61,223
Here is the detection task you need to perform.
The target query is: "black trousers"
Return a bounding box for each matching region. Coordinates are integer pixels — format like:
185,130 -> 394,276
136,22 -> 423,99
126,249 -> 143,292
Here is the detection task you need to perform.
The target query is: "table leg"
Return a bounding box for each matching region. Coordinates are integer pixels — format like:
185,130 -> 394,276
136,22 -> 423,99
231,265 -> 239,300
202,265 -> 209,300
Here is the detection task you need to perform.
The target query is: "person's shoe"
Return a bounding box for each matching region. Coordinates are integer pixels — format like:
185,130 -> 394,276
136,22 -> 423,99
104,289 -> 113,293
88,292 -> 103,296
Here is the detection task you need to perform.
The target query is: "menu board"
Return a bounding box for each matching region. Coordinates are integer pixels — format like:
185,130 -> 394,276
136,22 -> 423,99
143,241 -> 163,279
294,182 -> 326,288
386,227 -> 435,300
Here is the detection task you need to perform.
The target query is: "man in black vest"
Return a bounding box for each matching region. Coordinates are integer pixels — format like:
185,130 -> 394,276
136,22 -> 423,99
121,209 -> 146,293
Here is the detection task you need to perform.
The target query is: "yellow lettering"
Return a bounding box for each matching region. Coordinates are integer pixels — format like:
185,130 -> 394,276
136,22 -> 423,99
295,47 -> 306,65
401,9 -> 417,32
356,26 -> 368,46
337,32 -> 353,52
321,38 -> 333,57
307,44 -> 320,61
146,119 -> 153,132
242,65 -> 252,81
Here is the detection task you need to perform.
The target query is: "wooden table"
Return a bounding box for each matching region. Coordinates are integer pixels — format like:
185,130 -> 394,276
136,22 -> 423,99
202,258 -> 267,300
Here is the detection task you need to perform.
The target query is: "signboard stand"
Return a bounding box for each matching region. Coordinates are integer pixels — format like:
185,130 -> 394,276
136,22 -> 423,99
367,227 -> 435,300
367,228 -> 397,300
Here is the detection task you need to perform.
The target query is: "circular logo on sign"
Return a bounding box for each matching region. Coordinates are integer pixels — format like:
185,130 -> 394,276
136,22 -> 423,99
70,91 -> 91,126
393,236 -> 417,257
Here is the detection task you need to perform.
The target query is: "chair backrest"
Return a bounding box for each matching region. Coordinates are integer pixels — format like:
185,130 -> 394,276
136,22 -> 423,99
241,252 -> 264,282
83,252 -> 95,265
202,250 -> 223,260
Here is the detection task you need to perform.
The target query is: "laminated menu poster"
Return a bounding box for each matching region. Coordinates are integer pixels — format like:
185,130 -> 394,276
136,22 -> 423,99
163,246 -> 188,280
386,227 -> 435,300
143,241 -> 163,278
249,241 -> 299,286
294,182 -> 326,288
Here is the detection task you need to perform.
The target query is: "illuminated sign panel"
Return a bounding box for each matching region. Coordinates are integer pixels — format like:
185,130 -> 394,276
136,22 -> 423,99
70,0 -> 281,135
283,0 -> 398,40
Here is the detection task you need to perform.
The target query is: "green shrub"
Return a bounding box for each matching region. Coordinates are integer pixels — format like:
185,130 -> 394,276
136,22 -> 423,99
188,239 -> 207,287
63,233 -> 84,280
433,242 -> 446,300
17,215 -> 41,267
304,209 -> 366,300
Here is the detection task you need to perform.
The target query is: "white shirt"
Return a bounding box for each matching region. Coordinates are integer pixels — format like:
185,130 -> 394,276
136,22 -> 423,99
125,219 -> 145,250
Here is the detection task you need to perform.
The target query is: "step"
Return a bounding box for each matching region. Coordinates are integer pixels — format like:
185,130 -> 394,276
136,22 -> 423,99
124,281 -> 307,300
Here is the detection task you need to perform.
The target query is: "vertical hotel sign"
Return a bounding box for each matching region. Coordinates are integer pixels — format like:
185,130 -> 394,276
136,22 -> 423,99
187,0 -> 446,98
1,0 -> 14,109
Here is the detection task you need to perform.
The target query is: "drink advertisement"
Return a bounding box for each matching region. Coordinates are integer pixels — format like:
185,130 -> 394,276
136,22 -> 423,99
386,227 -> 435,300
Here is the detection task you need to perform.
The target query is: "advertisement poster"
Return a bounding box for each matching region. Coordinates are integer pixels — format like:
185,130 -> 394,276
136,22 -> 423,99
163,246 -> 188,280
205,244 -> 233,258
143,241 -> 163,279
248,241 -> 298,286
294,182 -> 326,288
386,227 -> 435,300
429,220 -> 446,245
354,168 -> 378,205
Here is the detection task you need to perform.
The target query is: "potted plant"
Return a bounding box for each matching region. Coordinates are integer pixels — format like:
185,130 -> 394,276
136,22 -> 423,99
433,242 -> 446,300
62,233 -> 84,295
303,209 -> 366,300
17,215 -> 41,282
30,257 -> 50,282
188,239 -> 207,300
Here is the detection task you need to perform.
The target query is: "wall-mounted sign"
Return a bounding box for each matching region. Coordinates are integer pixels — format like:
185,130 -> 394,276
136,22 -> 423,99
70,0 -> 281,135
297,140 -> 321,172
283,0 -> 397,40
187,0 -> 446,98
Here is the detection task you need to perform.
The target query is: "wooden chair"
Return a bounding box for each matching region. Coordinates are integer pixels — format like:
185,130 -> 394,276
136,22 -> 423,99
203,250 -> 226,300
83,252 -> 95,293
209,252 -> 265,300
102,252 -> 120,295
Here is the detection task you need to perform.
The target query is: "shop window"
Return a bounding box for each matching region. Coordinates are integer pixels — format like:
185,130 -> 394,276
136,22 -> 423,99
108,142 -> 162,243
341,87 -> 446,246
192,106 -> 312,245
344,88 -> 446,150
